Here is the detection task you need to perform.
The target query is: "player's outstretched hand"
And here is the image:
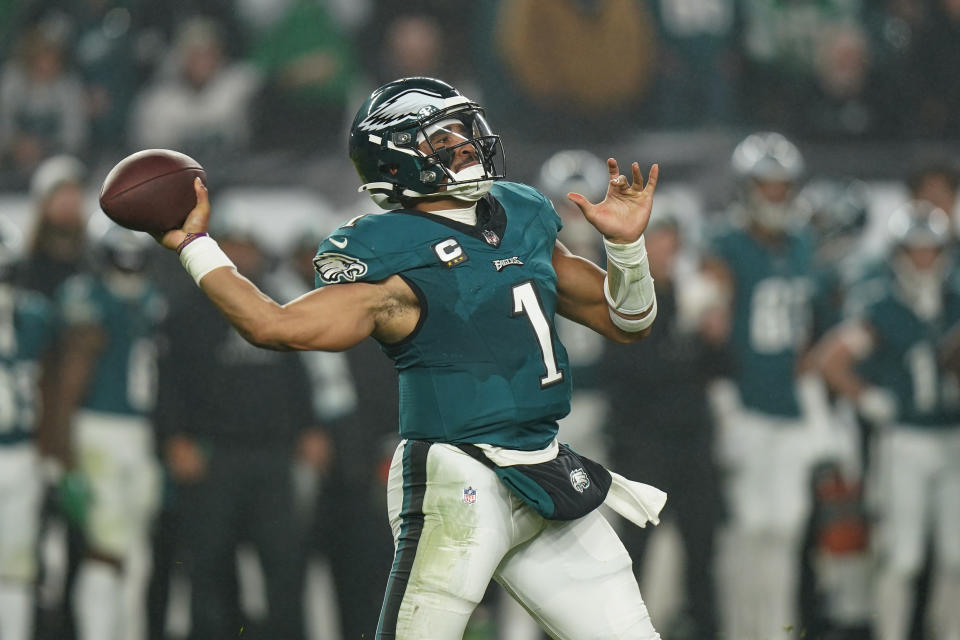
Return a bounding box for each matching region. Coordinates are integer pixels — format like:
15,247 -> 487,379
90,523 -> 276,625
154,177 -> 211,251
567,159 -> 659,244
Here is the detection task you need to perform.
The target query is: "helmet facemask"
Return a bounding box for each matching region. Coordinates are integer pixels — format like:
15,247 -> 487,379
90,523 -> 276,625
411,107 -> 503,203
888,202 -> 954,320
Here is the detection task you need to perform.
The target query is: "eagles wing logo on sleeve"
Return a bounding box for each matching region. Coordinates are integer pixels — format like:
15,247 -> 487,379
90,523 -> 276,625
313,252 -> 369,284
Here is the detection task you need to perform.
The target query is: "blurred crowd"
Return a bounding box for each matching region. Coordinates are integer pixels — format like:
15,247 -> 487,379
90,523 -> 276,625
2,1 -> 960,640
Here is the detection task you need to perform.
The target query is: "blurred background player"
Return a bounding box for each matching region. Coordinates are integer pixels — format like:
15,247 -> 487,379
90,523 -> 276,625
817,201 -> 960,640
602,204 -> 727,640
19,153 -> 92,640
795,177 -> 875,639
20,155 -> 91,297
46,224 -> 164,640
268,219 -> 394,639
0,217 -> 55,640
155,212 -> 325,640
703,131 -> 827,639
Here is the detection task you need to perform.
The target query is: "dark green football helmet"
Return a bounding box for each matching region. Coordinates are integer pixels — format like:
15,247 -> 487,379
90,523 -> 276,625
348,77 -> 504,209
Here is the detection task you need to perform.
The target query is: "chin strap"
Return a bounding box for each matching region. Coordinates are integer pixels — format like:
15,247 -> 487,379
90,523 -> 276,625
603,235 -> 657,332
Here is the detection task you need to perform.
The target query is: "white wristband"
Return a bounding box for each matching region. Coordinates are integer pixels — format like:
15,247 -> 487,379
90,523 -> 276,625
603,235 -> 657,331
608,294 -> 658,332
179,236 -> 235,286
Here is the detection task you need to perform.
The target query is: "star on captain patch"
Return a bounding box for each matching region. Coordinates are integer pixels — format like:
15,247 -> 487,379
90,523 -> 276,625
481,229 -> 500,247
463,486 -> 477,504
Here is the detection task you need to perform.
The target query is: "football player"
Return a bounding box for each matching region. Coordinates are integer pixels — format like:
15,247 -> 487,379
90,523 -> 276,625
0,217 -> 55,640
796,178 -> 875,637
817,202 -> 960,640
157,212 -> 322,640
47,224 -> 164,640
603,207 -> 726,639
155,76 -> 665,639
703,131 -> 826,640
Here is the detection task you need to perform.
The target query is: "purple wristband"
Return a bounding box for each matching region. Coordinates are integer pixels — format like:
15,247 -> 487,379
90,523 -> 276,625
176,232 -> 209,255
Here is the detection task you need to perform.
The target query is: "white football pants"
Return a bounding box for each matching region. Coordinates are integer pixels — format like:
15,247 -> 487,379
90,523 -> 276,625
873,426 -> 960,640
717,409 -> 821,640
73,410 -> 160,558
0,444 -> 41,640
377,440 -> 660,640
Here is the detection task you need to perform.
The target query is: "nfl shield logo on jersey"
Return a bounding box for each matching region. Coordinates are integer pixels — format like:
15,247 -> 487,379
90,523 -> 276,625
463,486 -> 477,504
481,229 -> 500,247
569,468 -> 591,493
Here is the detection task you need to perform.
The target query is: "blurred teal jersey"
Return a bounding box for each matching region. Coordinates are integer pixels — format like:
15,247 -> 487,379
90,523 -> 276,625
314,182 -> 572,450
57,274 -> 165,417
859,276 -> 960,428
0,288 -> 54,445
709,225 -> 816,417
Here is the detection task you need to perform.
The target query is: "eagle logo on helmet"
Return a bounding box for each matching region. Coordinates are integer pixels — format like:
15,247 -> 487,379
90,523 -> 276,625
313,252 -> 369,284
357,89 -> 449,133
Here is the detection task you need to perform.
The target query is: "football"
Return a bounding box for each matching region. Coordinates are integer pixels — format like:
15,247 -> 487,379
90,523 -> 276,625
99,149 -> 206,233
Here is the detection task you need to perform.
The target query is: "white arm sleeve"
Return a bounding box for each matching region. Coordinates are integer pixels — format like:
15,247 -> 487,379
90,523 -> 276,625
603,235 -> 657,332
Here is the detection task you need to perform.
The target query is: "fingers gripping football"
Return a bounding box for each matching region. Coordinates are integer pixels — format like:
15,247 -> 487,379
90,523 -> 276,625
157,178 -> 211,251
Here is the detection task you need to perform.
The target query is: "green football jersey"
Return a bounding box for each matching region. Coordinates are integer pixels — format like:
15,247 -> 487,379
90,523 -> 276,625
709,224 -> 816,417
859,276 -> 960,428
0,288 -> 54,445
314,182 -> 572,450
57,274 -> 165,417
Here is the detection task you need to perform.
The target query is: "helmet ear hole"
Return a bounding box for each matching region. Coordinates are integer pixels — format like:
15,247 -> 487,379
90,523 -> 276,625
386,165 -> 399,176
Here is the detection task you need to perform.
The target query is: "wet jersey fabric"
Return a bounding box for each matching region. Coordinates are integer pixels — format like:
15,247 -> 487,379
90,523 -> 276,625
57,274 -> 165,417
858,277 -> 960,428
314,182 -> 572,450
0,288 -> 53,445
708,224 -> 816,417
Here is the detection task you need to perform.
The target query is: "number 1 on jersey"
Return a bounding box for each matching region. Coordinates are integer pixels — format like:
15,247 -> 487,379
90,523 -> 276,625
512,281 -> 564,388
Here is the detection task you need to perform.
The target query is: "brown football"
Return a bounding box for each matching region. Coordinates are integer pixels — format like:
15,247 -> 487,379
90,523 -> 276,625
99,149 -> 206,233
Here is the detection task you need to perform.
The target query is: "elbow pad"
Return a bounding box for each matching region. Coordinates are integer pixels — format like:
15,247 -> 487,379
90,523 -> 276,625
603,235 -> 657,332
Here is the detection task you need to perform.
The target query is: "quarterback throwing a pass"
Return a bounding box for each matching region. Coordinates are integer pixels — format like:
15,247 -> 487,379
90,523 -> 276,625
157,77 -> 663,639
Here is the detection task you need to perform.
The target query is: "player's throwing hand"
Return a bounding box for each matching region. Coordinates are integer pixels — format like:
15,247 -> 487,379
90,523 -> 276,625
156,177 -> 211,251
